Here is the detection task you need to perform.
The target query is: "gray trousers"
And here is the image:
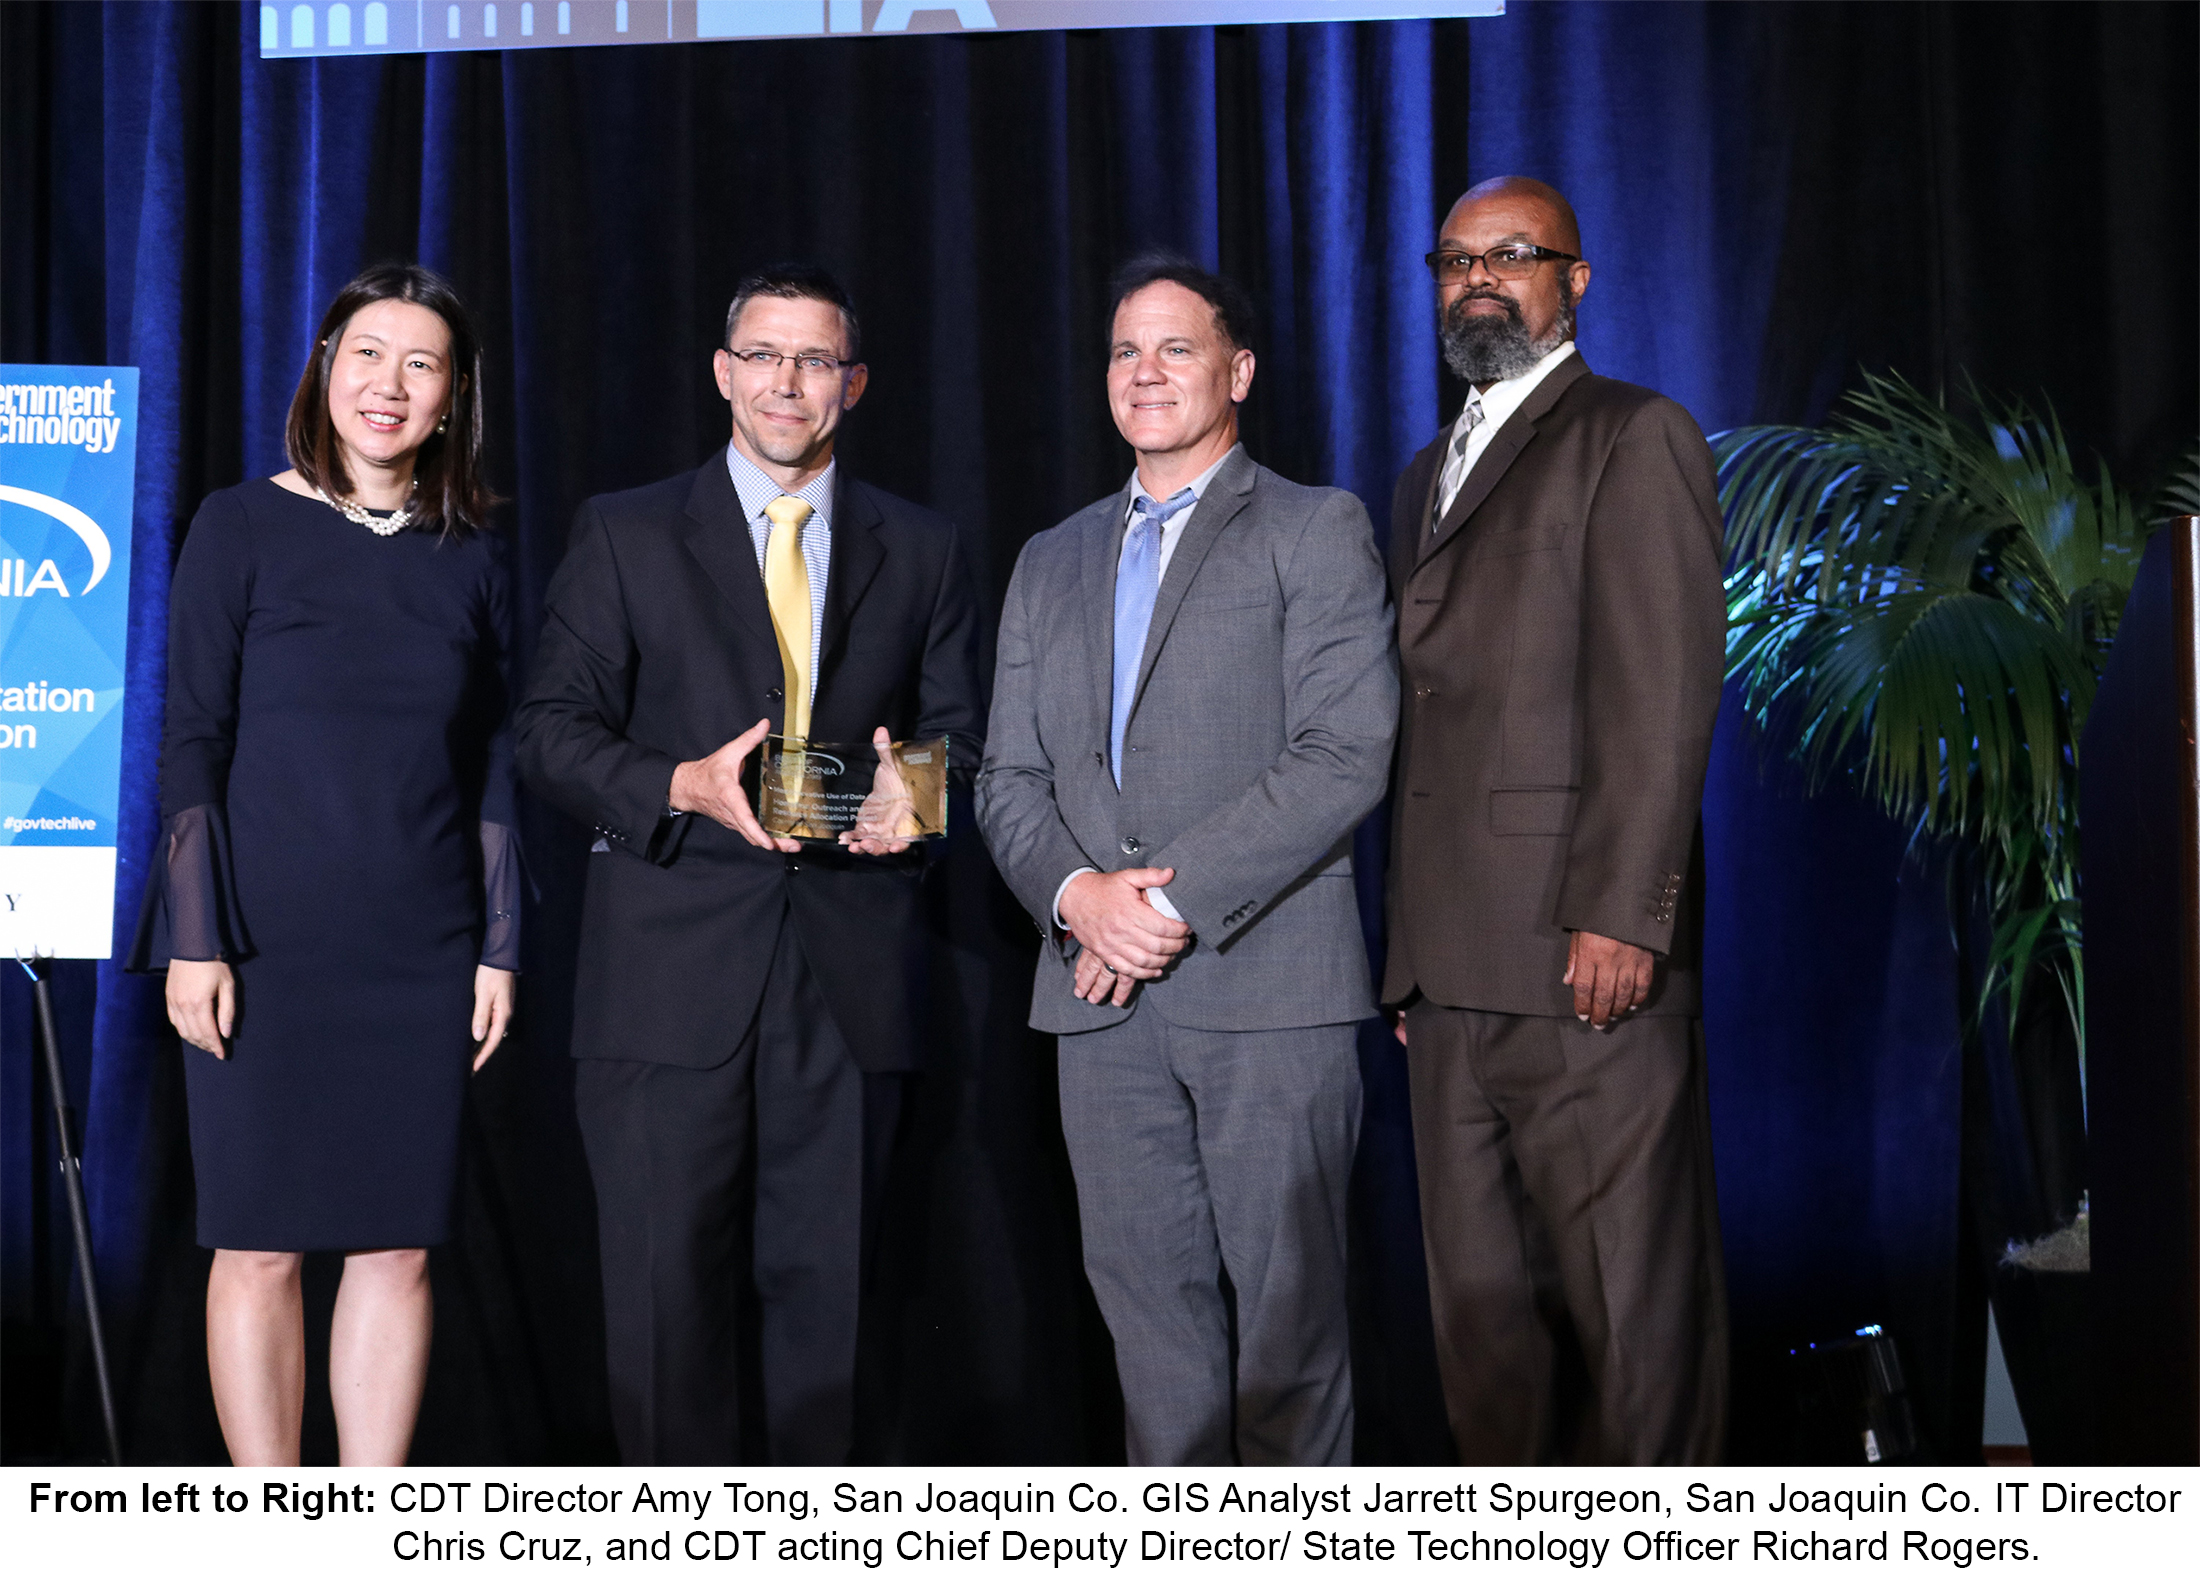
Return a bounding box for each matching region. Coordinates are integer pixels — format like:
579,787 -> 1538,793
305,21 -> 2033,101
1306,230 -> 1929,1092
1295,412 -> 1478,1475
1405,1003 -> 1727,1465
1058,1008 -> 1361,1466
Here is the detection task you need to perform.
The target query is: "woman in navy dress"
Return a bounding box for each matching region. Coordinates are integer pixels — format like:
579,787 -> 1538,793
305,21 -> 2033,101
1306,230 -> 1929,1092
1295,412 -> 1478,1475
130,264 -> 517,1466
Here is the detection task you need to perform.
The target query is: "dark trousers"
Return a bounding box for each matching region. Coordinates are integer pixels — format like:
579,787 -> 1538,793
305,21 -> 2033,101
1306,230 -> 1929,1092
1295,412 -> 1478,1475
1057,1009 -> 1361,1466
576,918 -> 902,1466
1405,1003 -> 1727,1465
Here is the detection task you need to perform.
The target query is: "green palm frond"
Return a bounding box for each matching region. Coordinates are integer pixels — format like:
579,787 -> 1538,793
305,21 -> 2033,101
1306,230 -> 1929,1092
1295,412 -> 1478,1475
1967,818 -> 2083,1050
2158,442 -> 2200,519
1715,424 -> 1994,603
1727,582 -> 2092,843
1713,371 -> 2147,1065
1974,895 -> 2084,1053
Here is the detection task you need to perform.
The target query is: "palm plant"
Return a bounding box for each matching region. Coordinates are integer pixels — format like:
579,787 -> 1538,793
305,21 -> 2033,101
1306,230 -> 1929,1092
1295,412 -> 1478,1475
1712,372 -> 2152,1073
2163,447 -> 2200,518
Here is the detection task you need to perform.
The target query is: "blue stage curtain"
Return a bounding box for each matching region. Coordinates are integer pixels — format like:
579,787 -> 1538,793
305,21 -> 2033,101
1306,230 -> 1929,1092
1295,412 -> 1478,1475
3,0 -> 2192,1462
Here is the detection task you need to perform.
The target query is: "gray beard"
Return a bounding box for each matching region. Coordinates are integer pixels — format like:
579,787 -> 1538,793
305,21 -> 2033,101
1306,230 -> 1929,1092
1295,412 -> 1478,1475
1440,289 -> 1573,387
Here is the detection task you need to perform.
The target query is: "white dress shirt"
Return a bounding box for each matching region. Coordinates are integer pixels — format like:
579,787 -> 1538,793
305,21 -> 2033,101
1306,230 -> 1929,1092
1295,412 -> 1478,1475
1436,340 -> 1577,521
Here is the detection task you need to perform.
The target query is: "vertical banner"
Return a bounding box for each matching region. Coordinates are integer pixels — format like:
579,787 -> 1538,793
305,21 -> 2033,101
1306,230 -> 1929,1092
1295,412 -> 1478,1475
0,365 -> 136,959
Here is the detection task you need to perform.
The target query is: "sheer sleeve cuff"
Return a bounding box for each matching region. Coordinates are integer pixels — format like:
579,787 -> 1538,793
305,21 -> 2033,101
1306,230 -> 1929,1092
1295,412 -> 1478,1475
125,803 -> 253,970
479,820 -> 524,971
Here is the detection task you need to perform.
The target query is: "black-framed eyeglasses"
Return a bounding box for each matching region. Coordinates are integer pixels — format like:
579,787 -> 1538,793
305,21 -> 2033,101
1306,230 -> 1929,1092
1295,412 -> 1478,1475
724,347 -> 853,377
1424,245 -> 1578,284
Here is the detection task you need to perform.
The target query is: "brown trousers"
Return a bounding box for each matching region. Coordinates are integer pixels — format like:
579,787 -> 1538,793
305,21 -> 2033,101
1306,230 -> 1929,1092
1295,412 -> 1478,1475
1405,1003 -> 1728,1464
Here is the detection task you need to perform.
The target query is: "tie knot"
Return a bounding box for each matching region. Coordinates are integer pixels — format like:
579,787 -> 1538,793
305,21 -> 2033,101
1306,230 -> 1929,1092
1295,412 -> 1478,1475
764,495 -> 813,533
1131,487 -> 1197,535
1462,396 -> 1486,432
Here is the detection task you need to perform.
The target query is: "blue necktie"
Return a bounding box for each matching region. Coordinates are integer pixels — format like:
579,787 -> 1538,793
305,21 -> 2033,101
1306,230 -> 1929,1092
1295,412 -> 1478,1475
1111,488 -> 1196,788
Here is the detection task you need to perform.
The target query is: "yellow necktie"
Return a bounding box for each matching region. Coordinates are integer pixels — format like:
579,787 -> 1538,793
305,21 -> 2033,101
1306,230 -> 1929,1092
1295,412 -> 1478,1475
763,495 -> 814,743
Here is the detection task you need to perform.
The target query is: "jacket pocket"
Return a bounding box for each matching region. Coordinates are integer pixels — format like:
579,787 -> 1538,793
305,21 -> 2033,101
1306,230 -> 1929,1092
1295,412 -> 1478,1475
1489,786 -> 1579,835
1179,591 -> 1272,614
1474,519 -> 1574,559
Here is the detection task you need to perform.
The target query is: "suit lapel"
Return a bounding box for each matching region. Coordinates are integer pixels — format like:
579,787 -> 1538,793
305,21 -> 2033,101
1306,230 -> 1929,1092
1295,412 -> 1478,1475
1081,484 -> 1135,740
1079,447 -> 1257,770
1414,353 -> 1590,572
1394,440 -> 1442,593
817,472 -> 885,685
1132,445 -> 1256,707
680,455 -> 776,650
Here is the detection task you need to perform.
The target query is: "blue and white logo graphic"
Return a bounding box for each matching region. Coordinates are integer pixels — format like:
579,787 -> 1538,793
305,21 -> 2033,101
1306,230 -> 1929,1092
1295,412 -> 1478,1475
0,364 -> 138,958
0,485 -> 116,595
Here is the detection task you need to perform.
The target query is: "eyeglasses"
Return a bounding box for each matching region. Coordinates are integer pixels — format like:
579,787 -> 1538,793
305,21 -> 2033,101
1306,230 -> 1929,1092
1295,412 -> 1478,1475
725,348 -> 853,377
1424,245 -> 1578,284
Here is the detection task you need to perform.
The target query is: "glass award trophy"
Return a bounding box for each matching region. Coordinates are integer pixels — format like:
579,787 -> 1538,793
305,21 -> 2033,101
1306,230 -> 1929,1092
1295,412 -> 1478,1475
753,736 -> 949,844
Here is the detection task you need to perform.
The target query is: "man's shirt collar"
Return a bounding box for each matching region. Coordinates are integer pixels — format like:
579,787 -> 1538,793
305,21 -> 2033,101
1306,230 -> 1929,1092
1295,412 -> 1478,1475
1460,340 -> 1577,439
1126,441 -> 1241,518
726,441 -> 835,531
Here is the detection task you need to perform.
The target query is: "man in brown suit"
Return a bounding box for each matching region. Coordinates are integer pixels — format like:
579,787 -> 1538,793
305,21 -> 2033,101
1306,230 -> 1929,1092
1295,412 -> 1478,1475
1386,176 -> 1728,1465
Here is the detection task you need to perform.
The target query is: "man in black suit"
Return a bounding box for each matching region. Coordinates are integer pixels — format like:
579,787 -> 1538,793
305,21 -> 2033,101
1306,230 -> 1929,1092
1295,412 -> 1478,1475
517,264 -> 983,1465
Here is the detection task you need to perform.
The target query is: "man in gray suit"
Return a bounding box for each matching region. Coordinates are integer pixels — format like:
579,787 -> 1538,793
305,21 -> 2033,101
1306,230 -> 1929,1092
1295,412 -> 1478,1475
978,256 -> 1396,1466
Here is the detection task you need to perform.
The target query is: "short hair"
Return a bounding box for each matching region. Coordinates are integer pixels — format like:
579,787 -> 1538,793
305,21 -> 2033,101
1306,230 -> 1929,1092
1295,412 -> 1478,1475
1107,252 -> 1258,354
284,263 -> 498,536
723,263 -> 861,360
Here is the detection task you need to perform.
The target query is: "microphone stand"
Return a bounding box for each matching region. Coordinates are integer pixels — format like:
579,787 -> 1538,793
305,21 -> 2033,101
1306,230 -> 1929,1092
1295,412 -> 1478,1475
23,955 -> 124,1465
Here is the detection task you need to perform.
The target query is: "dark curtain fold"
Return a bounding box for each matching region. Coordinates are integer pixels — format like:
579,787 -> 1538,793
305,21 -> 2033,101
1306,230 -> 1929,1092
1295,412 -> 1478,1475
3,0 -> 2192,1465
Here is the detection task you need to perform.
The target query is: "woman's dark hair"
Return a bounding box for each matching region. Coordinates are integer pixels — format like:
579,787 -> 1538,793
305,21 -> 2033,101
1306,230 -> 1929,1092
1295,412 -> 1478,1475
1106,251 -> 1258,354
284,263 -> 499,535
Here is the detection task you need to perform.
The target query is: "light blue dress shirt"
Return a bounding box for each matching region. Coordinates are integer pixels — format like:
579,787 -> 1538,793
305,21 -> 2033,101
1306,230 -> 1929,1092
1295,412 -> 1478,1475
726,442 -> 833,705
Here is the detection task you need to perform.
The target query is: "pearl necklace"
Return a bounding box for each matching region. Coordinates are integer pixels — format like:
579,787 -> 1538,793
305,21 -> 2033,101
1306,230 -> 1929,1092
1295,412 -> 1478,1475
314,484 -> 415,536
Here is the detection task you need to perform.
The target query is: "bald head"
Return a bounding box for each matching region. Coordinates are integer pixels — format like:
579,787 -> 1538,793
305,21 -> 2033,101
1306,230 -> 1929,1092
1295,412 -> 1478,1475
1432,176 -> 1591,388
1445,176 -> 1582,257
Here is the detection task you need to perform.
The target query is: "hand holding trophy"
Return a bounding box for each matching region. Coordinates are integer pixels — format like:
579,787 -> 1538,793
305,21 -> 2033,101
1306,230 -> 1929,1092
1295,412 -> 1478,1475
842,727 -> 925,855
751,728 -> 949,850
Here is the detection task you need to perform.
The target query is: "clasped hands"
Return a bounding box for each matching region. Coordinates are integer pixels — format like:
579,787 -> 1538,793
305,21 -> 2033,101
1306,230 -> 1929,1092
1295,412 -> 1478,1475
670,718 -> 918,857
1061,867 -> 1191,1007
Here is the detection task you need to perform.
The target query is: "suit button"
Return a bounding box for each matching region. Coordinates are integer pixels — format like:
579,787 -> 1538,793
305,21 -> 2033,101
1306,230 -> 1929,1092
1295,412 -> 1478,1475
1094,750 -> 1105,766
766,686 -> 783,701
1415,686 -> 1435,698
785,857 -> 801,874
1121,837 -> 1142,856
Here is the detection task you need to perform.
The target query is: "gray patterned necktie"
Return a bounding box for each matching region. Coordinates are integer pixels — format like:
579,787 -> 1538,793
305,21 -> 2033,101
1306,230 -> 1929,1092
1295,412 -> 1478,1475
1434,394 -> 1487,526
